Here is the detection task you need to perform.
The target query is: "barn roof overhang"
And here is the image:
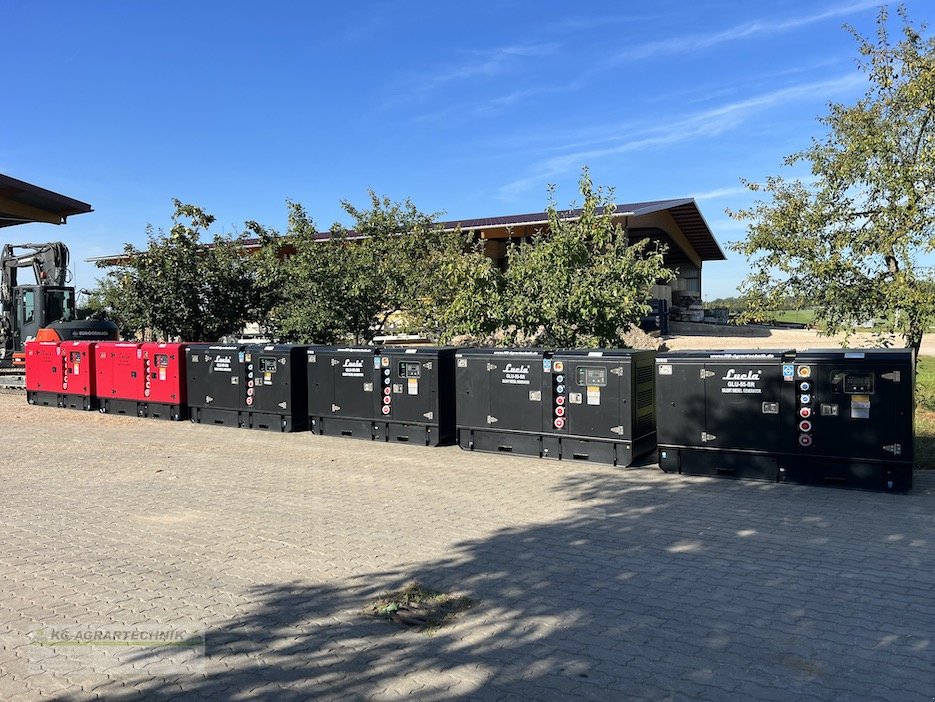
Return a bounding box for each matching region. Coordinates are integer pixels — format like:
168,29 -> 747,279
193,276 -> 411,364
0,173 -> 92,228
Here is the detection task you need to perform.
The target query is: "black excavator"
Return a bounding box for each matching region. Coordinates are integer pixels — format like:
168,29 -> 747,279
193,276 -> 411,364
0,241 -> 117,367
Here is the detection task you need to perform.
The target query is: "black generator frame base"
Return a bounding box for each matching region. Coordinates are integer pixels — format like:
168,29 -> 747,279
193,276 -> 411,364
381,420 -> 452,447
28,390 -> 96,411
459,428 -> 655,467
247,411 -> 306,433
190,406 -> 244,428
659,445 -> 912,492
100,397 -> 145,417
142,402 -> 187,421
310,416 -> 378,441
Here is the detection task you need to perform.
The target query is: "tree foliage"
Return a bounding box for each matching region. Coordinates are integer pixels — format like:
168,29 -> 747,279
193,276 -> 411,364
730,5 -> 935,354
408,227 -> 503,342
271,194 -> 442,344
502,168 -> 672,347
89,200 -> 264,341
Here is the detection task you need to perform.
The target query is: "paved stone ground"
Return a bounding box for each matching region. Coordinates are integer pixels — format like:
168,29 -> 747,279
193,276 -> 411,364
0,393 -> 933,701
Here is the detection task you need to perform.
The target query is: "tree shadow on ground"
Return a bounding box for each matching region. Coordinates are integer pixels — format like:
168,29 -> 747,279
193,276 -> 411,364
47,465 -> 935,701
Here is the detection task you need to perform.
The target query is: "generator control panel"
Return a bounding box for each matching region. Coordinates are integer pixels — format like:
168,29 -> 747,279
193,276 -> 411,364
259,357 -> 278,374
576,366 -> 607,387
399,361 -> 421,378
833,372 -> 874,394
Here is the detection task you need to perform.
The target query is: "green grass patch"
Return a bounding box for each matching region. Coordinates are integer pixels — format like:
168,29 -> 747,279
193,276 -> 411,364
915,356 -> 935,469
367,583 -> 475,632
770,308 -> 817,325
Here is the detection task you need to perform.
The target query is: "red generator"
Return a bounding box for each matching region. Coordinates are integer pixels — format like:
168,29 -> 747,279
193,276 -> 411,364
25,340 -> 98,410
96,342 -> 144,416
140,342 -> 187,420
25,341 -> 64,407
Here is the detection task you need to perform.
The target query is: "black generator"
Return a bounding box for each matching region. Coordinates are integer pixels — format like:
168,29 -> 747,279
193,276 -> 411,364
186,343 -> 246,428
545,349 -> 657,466
455,348 -> 657,466
374,347 -> 456,446
779,349 -> 914,491
455,348 -> 551,458
306,346 -> 381,440
655,349 -> 914,491
242,344 -> 308,433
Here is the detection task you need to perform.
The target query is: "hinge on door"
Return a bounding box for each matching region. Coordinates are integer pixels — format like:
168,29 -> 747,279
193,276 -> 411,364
610,367 -> 624,376
610,425 -> 624,435
487,415 -> 498,424
331,358 -> 340,366
331,404 -> 341,412
701,432 -> 716,442
423,411 -> 434,420
486,363 -> 497,371
424,361 -> 433,370
881,371 -> 901,383
278,401 -> 287,409
700,369 -> 715,379
883,443 -> 902,455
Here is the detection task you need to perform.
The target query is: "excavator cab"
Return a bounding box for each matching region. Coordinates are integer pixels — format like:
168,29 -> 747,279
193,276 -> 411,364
11,285 -> 76,354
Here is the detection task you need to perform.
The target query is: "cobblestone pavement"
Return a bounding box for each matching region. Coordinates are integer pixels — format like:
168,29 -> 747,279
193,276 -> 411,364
0,393 -> 933,701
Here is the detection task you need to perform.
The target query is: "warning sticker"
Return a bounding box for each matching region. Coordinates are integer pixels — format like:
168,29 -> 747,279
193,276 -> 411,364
159,368 -> 166,382
569,393 -> 583,404
851,394 -> 871,419
408,378 -> 418,395
587,386 -> 600,405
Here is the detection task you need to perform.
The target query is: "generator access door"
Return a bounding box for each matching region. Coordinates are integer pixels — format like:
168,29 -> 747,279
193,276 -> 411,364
703,361 -> 783,452
487,355 -> 545,433
808,361 -> 911,461
560,358 -> 623,440
454,353 -> 491,430
329,349 -> 377,421
656,360 -> 706,446
386,354 -> 436,423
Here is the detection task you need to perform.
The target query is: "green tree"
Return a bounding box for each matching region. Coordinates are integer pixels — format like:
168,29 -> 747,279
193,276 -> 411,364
730,6 -> 935,355
502,168 -> 673,347
271,194 -> 442,344
409,227 -> 503,342
90,200 -> 263,341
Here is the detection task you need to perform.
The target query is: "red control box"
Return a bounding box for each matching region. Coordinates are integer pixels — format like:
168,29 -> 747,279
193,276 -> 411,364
25,341 -> 98,410
25,341 -> 64,405
95,342 -> 144,415
60,341 -> 98,410
140,342 -> 187,420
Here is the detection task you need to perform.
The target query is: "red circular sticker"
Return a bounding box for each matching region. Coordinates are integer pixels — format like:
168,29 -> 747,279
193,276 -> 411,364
555,395 -> 565,406
555,406 -> 565,417
554,417 -> 565,429
382,405 -> 391,415
383,395 -> 391,405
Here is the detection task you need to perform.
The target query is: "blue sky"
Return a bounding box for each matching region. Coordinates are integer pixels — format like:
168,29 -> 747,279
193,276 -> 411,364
3,1 -> 927,300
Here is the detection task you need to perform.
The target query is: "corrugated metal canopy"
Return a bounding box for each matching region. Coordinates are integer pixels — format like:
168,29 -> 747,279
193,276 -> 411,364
87,197 -> 726,264
441,198 -> 726,262
0,173 -> 92,228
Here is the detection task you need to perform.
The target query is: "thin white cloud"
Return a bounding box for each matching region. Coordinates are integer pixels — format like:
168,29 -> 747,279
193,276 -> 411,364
383,42 -> 559,108
613,0 -> 881,62
497,73 -> 866,198
687,186 -> 753,201
407,2 -> 875,124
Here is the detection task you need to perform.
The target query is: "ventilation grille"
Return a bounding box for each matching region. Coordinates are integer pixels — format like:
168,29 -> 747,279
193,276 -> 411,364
636,412 -> 655,436
636,364 -> 653,385
638,388 -> 654,409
